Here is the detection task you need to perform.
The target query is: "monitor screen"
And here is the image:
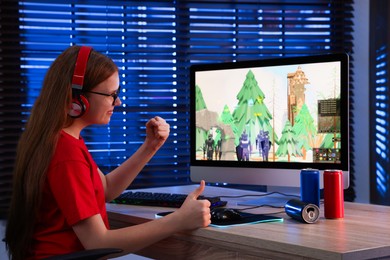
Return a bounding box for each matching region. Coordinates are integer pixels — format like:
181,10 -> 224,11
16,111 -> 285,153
190,53 -> 349,190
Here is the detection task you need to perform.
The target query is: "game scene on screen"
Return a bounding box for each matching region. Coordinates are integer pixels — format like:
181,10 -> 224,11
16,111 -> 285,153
195,61 -> 342,164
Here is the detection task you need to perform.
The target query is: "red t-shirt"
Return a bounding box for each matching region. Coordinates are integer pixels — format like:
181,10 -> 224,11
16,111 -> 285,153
28,131 -> 109,259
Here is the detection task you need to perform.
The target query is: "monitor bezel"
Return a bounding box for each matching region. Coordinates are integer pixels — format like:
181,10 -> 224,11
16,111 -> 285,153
190,53 -> 350,189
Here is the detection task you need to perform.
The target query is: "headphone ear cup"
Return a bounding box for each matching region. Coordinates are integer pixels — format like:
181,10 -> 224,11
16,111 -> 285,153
68,94 -> 89,118
79,94 -> 89,113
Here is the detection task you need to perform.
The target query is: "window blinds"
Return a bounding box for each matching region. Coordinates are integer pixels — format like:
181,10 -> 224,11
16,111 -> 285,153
369,0 -> 390,205
0,0 -> 354,217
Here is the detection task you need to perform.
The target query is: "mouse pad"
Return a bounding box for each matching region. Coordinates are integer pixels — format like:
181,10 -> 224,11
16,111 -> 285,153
155,211 -> 283,227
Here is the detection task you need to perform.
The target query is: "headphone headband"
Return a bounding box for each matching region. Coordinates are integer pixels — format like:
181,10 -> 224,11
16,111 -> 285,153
68,46 -> 92,118
72,46 -> 92,91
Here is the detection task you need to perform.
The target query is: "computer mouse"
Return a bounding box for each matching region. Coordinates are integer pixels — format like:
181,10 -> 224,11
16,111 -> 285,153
211,207 -> 242,222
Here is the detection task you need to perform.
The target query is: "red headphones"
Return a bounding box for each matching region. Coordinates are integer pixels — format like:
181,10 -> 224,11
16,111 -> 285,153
68,46 -> 92,118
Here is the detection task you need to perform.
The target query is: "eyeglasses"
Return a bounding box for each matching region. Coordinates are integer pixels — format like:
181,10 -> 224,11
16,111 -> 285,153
83,86 -> 121,105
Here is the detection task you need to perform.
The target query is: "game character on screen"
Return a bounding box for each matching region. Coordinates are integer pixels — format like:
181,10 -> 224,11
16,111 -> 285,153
256,130 -> 271,162
205,133 -> 215,160
214,139 -> 222,160
237,130 -> 251,161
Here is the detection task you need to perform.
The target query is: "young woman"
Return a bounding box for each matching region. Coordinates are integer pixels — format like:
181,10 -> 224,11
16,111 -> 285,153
5,45 -> 211,260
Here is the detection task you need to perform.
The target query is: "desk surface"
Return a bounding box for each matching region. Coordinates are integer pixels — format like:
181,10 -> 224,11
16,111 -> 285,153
106,185 -> 390,260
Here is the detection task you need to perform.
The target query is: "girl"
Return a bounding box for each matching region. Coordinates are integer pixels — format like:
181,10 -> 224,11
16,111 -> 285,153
5,45 -> 211,259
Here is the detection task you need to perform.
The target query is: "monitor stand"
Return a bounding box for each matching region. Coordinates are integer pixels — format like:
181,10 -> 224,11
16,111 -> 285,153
237,186 -> 300,207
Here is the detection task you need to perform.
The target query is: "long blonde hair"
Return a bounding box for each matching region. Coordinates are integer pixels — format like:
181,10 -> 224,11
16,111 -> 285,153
5,45 -> 118,260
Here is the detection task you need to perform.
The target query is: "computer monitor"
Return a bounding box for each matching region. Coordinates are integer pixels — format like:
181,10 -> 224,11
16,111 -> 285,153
190,53 -> 350,193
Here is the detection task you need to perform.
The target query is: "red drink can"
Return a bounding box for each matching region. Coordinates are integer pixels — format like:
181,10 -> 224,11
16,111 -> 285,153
323,170 -> 344,219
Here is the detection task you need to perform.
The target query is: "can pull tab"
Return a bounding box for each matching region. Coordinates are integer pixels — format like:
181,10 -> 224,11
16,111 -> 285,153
306,207 -> 318,221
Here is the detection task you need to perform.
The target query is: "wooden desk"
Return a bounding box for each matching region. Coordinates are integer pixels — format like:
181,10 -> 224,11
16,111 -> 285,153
106,185 -> 390,260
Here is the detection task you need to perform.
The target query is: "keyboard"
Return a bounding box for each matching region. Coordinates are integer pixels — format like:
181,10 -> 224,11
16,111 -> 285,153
110,191 -> 227,209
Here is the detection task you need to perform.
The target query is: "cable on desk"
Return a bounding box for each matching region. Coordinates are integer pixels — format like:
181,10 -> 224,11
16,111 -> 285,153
237,204 -> 286,216
239,204 -> 284,210
221,192 -> 299,214
218,191 -> 300,199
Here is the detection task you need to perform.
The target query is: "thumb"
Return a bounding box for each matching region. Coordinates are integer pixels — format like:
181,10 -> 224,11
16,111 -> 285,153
188,180 -> 205,200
